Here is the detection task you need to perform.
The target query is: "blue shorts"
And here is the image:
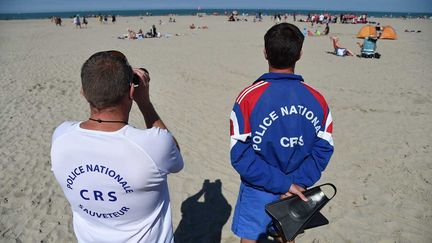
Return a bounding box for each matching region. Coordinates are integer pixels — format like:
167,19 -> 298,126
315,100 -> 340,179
231,183 -> 280,240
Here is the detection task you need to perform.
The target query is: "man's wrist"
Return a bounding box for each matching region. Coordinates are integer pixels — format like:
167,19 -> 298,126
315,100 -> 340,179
136,99 -> 152,109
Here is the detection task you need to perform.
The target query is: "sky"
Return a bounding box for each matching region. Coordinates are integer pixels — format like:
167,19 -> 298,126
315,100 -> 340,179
0,0 -> 431,14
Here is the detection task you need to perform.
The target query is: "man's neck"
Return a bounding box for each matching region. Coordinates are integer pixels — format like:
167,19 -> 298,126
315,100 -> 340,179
90,107 -> 129,121
80,106 -> 130,132
268,66 -> 295,74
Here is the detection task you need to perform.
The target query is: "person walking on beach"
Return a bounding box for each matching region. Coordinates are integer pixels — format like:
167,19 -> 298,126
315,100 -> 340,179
53,16 -> 62,26
82,16 -> 88,28
73,15 -> 81,28
51,50 -> 183,242
229,23 -> 334,243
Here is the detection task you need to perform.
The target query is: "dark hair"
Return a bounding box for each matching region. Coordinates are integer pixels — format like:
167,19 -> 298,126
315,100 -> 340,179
81,51 -> 133,109
264,23 -> 304,69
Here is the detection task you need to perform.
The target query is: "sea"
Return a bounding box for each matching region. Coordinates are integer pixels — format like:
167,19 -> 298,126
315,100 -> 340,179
0,9 -> 431,20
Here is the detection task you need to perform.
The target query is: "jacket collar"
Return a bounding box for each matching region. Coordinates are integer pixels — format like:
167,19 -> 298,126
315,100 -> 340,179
254,72 -> 304,83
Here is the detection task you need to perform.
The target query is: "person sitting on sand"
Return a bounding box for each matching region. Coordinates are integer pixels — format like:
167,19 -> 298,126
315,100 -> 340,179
307,29 -> 321,37
145,30 -> 152,38
323,23 -> 330,35
356,33 -> 381,58
228,14 -> 236,22
137,29 -> 144,39
189,23 -> 196,29
331,36 -> 354,56
127,28 -> 137,39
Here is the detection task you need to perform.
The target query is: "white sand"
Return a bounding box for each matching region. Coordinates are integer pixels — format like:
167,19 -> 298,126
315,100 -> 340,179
0,15 -> 431,242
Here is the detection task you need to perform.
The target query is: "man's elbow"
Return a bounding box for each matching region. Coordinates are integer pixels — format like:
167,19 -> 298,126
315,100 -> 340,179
171,161 -> 184,173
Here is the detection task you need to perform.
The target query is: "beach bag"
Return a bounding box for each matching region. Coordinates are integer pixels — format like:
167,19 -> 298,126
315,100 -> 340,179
265,183 -> 337,242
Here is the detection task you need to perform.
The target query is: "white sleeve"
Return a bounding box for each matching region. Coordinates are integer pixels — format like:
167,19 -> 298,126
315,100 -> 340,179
142,127 -> 184,174
51,121 -> 77,172
52,121 -> 77,142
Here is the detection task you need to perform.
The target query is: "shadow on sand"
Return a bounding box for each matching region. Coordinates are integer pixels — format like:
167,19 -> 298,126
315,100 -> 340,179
174,179 -> 232,243
326,51 -> 338,56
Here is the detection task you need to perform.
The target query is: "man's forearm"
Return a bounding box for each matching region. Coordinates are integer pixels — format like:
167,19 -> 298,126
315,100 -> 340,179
137,101 -> 166,129
138,101 -> 180,149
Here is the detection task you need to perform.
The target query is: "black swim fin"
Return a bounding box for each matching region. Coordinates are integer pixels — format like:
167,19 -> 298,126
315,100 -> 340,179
265,183 -> 336,242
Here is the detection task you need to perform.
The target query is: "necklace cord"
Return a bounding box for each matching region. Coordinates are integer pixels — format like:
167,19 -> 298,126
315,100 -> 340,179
89,118 -> 128,125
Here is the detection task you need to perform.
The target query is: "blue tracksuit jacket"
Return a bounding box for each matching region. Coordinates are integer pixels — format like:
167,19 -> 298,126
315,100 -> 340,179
230,72 -> 334,193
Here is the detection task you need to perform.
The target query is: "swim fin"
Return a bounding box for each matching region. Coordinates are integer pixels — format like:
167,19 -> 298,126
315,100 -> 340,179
265,183 -> 336,242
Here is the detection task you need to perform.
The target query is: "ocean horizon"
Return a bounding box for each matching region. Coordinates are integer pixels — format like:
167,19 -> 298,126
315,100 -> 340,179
1,8 -> 431,20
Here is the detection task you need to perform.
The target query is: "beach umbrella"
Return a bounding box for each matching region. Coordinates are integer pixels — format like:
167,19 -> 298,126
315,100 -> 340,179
380,26 -> 397,39
357,25 -> 377,38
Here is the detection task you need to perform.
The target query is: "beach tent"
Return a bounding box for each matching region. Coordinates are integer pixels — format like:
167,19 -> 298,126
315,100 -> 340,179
357,25 -> 377,38
380,26 -> 397,39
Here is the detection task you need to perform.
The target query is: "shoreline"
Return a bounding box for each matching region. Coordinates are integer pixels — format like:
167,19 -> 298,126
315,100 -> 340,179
1,8 -> 431,21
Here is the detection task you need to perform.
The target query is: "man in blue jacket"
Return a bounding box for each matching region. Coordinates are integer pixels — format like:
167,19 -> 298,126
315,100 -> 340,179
230,23 -> 334,243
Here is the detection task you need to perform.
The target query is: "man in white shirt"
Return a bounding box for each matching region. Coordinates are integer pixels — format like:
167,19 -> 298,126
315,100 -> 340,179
51,51 -> 184,243
319,14 -> 324,24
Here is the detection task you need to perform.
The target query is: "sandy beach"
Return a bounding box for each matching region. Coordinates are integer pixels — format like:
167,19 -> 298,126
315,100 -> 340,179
0,15 -> 431,242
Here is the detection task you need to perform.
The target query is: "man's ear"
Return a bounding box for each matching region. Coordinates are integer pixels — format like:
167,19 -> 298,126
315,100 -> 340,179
80,87 -> 85,97
298,50 -> 303,61
129,85 -> 135,99
263,48 -> 268,60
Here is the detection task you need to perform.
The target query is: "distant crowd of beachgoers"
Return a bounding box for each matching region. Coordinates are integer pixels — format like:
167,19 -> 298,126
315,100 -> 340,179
226,11 -> 371,24
51,14 -> 116,28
